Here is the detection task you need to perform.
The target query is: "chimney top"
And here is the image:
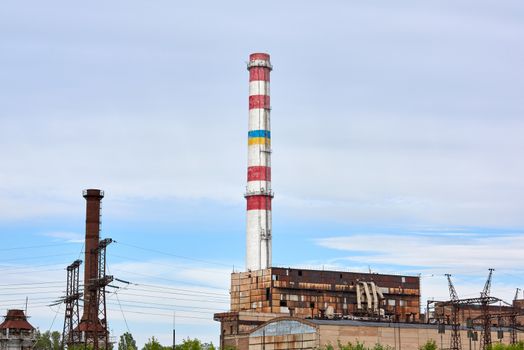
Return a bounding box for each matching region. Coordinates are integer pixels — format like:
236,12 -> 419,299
82,189 -> 104,199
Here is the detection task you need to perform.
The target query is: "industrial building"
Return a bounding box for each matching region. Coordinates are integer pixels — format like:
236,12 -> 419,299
431,300 -> 524,327
0,310 -> 36,350
213,52 -> 524,350
214,268 -> 421,349
214,52 -> 423,349
247,317 -> 516,350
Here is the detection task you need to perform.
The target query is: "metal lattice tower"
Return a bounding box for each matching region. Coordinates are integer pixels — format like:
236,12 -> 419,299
446,274 -> 459,302
62,260 -> 82,349
480,269 -> 495,350
84,238 -> 114,350
445,274 -> 462,350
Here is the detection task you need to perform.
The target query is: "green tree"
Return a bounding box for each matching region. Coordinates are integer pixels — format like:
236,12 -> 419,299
34,330 -> 52,350
51,331 -> 61,350
419,340 -> 438,350
119,332 -> 138,350
34,330 -> 62,350
173,338 -> 216,350
142,337 -> 166,350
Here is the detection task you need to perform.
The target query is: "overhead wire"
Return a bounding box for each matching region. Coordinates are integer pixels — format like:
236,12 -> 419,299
110,267 -> 228,292
131,282 -> 228,297
115,285 -> 228,300
111,253 -> 232,275
114,241 -> 233,268
106,296 -> 227,312
1,268 -> 65,276
0,263 -> 71,271
0,243 -> 75,252
114,292 -> 131,334
0,252 -> 81,263
110,291 -> 229,305
106,302 -> 222,316
0,281 -> 64,287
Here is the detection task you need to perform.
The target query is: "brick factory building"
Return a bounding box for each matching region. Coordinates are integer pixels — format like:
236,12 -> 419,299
431,298 -> 524,327
214,268 -> 421,349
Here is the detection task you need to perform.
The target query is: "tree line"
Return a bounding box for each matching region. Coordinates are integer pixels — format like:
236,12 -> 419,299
32,331 -> 225,350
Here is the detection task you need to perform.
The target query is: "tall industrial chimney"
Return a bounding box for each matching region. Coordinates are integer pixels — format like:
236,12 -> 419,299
79,189 -> 104,330
245,53 -> 273,271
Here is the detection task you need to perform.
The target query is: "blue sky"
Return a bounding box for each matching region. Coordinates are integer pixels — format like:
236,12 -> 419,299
1,0 -> 524,347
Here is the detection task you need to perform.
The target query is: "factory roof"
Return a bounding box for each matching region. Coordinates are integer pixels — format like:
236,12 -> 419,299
0,310 -> 34,331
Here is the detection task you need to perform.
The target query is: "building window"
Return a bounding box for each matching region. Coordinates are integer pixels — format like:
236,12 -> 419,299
401,277 -> 406,283
310,302 -> 315,308
280,300 -> 287,307
266,288 -> 271,300
272,274 -> 278,281
298,270 -> 303,276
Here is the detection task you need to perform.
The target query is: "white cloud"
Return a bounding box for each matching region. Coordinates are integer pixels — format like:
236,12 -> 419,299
42,232 -> 84,243
315,232 -> 524,272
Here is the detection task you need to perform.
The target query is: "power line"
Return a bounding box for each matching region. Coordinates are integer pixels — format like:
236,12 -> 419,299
5,304 -> 215,323
0,243 -> 76,252
0,262 -> 74,272
119,286 -> 228,300
0,252 -> 79,263
109,291 -> 229,305
0,290 -> 64,296
106,307 -> 214,321
107,297 -> 228,312
115,241 -> 233,268
0,285 -> 67,291
0,281 -> 64,287
111,268 -> 227,291
110,253 -> 232,275
2,268 -> 65,276
114,292 -> 130,334
133,283 -> 228,297
107,302 -> 223,316
0,296 -> 58,303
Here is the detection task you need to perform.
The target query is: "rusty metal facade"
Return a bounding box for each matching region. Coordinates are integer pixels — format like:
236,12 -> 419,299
230,268 -> 420,320
216,267 -> 421,348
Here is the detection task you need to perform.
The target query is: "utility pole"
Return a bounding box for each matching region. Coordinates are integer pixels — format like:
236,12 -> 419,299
172,312 -> 176,350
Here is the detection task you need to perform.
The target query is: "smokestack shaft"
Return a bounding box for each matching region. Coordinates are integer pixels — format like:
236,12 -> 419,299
81,189 -> 104,322
245,53 -> 273,271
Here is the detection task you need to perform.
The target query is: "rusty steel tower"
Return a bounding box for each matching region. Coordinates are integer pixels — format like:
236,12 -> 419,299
245,53 -> 273,271
62,259 -> 82,349
77,189 -> 113,350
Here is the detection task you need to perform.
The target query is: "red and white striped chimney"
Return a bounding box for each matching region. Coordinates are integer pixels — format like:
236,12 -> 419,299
245,53 -> 273,271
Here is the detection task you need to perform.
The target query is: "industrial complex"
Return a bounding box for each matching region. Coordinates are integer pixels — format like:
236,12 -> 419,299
2,53 -> 523,350
212,53 -> 524,350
